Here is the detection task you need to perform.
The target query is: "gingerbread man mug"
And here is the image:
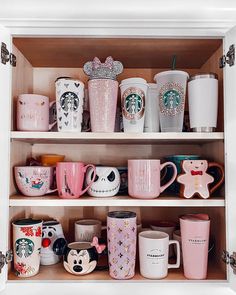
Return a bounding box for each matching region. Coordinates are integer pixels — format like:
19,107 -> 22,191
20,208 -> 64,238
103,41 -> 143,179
177,160 -> 224,199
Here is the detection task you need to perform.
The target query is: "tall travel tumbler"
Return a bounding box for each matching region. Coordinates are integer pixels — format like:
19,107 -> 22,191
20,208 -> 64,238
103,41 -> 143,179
180,214 -> 210,279
107,211 -> 137,279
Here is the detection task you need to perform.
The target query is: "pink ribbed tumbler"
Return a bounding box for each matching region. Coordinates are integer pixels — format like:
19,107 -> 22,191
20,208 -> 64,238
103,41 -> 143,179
107,211 -> 137,279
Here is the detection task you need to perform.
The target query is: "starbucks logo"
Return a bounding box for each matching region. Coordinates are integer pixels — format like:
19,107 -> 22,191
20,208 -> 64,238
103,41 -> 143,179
122,87 -> 145,120
159,82 -> 185,116
15,238 -> 34,258
60,91 -> 79,112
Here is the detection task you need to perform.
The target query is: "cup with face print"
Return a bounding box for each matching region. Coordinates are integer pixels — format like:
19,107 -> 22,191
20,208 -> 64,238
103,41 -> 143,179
12,218 -> 42,278
14,166 -> 56,197
56,162 -> 96,199
17,94 -> 56,131
139,230 -> 180,279
128,159 -> 177,199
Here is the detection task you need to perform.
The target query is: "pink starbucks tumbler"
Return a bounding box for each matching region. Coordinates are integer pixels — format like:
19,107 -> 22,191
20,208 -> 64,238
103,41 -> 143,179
180,214 -> 210,279
107,211 -> 137,279
56,162 -> 96,199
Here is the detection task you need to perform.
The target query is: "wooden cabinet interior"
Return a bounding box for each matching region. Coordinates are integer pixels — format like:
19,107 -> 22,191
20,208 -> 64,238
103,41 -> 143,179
8,37 -> 226,282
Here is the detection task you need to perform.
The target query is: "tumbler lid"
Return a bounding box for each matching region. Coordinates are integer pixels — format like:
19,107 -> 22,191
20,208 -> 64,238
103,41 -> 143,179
13,218 -> 42,226
188,73 -> 218,82
108,211 -> 136,219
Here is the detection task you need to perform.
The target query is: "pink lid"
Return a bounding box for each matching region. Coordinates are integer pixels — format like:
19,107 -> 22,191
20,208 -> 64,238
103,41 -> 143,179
180,214 -> 209,222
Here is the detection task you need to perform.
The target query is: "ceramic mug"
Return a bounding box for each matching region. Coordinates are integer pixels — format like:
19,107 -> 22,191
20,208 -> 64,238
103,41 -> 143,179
55,77 -> 85,132
56,162 -> 96,199
63,238 -> 106,275
13,218 -> 42,278
128,159 -> 177,199
177,160 -> 224,199
120,78 -> 148,133
17,94 -> 56,131
75,219 -> 103,242
150,221 -> 177,258
139,230 -> 180,279
40,220 -> 67,266
14,166 -> 56,196
85,166 -> 120,197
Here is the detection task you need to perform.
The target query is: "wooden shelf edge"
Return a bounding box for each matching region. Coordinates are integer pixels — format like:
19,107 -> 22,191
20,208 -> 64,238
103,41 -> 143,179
9,195 -> 225,207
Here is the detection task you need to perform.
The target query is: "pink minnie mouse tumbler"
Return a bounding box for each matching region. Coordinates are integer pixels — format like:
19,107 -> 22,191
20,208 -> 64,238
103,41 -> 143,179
107,211 -> 137,279
83,56 -> 123,132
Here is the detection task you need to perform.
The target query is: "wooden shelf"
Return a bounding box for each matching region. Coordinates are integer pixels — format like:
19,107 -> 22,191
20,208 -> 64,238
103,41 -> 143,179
10,132 -> 224,145
9,194 -> 225,207
8,261 -> 226,282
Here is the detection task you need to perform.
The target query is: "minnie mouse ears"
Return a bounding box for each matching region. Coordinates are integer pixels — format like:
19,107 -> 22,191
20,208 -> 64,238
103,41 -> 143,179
83,56 -> 123,80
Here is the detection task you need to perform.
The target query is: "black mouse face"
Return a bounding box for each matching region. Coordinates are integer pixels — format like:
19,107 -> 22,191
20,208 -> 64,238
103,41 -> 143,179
64,248 -> 97,275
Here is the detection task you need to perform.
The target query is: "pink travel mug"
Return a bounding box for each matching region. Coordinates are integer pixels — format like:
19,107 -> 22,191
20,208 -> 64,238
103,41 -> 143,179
56,162 -> 96,199
107,211 -> 137,279
180,214 -> 210,279
128,159 -> 177,199
88,79 -> 118,132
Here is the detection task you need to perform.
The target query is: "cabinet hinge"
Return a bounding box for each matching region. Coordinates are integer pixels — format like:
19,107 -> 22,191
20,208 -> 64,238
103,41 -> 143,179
0,250 -> 13,273
222,250 -> 236,274
1,42 -> 16,67
219,44 -> 235,68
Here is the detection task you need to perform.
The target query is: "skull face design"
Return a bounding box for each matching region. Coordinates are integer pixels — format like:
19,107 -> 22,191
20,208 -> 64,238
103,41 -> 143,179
86,167 -> 120,197
15,238 -> 34,258
60,92 -> 79,112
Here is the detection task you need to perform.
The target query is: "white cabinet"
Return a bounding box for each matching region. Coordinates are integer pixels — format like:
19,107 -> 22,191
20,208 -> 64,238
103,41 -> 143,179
1,4 -> 236,293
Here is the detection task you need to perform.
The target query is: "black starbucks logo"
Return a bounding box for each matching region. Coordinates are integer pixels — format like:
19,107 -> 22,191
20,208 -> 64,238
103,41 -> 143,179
15,238 -> 34,258
60,92 -> 79,112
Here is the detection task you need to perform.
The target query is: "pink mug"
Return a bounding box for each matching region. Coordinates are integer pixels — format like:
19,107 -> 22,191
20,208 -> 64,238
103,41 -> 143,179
56,162 -> 96,199
128,159 -> 177,199
17,94 -> 56,131
180,214 -> 210,280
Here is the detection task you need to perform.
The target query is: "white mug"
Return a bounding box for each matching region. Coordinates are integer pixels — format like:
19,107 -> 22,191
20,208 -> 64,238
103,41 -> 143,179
55,77 -> 85,132
139,230 -> 180,279
75,219 -> 103,242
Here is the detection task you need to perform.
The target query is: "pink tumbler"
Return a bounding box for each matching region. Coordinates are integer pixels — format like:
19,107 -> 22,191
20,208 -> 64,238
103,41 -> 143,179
180,214 -> 210,279
107,211 -> 137,279
88,79 -> 118,132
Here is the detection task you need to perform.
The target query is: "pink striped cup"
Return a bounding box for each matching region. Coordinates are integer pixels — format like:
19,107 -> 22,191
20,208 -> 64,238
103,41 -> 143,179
56,162 -> 96,199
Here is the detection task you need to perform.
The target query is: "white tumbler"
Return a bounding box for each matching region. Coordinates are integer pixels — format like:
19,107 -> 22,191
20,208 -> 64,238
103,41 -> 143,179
144,83 -> 160,132
188,73 -> 218,132
154,71 -> 189,132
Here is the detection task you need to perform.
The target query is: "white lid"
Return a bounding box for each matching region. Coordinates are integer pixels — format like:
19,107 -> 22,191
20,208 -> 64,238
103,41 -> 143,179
153,70 -> 189,82
120,77 -> 148,86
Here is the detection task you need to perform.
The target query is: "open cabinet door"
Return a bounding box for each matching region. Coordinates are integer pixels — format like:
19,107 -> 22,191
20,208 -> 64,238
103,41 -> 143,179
224,25 -> 236,294
0,25 -> 12,291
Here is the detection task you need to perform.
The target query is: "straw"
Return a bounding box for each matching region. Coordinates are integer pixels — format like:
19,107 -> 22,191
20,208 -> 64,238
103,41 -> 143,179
171,55 -> 177,70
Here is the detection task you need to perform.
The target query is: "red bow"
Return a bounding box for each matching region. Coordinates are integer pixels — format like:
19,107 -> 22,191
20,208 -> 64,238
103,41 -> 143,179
191,170 -> 203,176
91,236 -> 106,254
92,56 -> 114,70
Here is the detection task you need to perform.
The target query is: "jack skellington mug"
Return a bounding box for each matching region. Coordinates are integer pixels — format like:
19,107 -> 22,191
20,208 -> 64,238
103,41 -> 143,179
85,166 -> 120,197
55,77 -> 85,132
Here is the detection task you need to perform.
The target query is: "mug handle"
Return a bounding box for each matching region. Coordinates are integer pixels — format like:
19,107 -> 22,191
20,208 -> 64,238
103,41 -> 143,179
208,162 -> 225,194
80,164 -> 96,195
168,240 -> 180,269
160,162 -> 177,193
49,100 -> 57,130
45,188 -> 58,195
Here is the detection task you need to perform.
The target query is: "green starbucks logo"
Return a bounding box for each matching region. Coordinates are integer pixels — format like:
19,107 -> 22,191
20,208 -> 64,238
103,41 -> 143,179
122,87 -> 145,120
159,82 -> 185,116
15,238 -> 34,258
